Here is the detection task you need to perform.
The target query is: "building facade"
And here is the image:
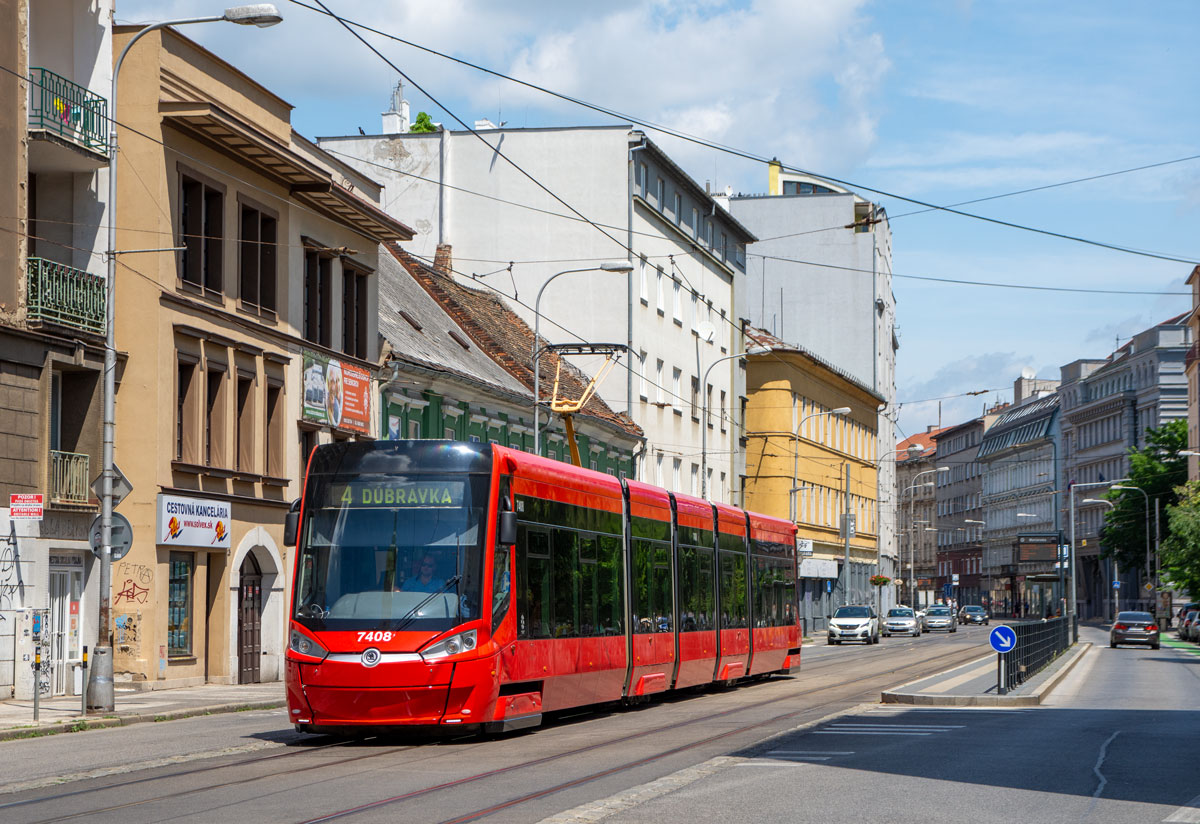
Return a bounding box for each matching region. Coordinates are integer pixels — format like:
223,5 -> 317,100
108,26 -> 410,687
896,427 -> 947,608
0,0 -> 112,699
1058,316 -> 1190,619
724,165 -> 898,586
933,417 -> 993,608
318,116 -> 755,503
742,330 -> 883,633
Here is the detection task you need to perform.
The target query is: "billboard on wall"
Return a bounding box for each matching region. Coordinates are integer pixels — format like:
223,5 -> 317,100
157,494 -> 231,549
302,350 -> 372,435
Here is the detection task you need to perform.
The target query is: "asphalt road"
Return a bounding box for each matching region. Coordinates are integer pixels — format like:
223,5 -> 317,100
0,624 -> 1047,823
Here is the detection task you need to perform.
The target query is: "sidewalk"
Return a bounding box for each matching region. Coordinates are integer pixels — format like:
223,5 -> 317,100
0,681 -> 285,741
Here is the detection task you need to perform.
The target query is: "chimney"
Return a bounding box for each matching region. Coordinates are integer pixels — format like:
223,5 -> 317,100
433,244 -> 453,276
382,81 -> 410,135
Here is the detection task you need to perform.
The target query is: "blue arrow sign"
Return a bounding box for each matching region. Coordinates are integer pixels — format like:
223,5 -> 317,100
989,625 -> 1016,653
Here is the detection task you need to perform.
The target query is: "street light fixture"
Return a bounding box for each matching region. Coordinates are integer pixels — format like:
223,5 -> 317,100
531,262 -> 634,454
94,4 -> 282,714
700,345 -> 771,499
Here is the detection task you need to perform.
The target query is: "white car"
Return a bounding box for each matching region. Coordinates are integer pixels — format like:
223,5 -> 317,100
883,607 -> 921,637
828,605 -> 880,645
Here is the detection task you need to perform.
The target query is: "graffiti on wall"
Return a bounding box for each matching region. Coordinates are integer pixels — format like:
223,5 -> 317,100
114,562 -> 152,605
114,612 -> 140,648
0,525 -> 23,620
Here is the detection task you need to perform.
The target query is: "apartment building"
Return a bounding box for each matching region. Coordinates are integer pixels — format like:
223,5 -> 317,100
896,427 -> 947,608
933,416 -> 994,608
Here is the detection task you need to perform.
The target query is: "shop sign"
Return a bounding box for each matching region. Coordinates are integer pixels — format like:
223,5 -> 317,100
157,493 -> 231,549
302,349 -> 371,434
9,493 -> 43,520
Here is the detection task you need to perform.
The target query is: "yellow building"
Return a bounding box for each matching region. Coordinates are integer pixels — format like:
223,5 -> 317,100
743,333 -> 883,634
110,26 -> 411,687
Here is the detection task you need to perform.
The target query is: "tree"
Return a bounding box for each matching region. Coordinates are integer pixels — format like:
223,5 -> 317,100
410,112 -> 438,133
1099,419 -> 1188,575
1162,481 -> 1200,599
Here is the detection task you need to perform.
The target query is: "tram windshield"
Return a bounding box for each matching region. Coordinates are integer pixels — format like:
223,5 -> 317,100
294,472 -> 490,632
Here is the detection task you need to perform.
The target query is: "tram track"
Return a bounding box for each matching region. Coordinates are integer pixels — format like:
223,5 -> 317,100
10,641 -> 984,823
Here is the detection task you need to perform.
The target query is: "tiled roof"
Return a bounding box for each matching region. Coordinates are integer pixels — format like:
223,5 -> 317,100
896,428 -> 950,463
385,243 -> 642,439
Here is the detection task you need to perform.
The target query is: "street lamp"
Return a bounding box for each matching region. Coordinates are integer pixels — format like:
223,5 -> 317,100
1066,478 -> 1128,636
94,4 -> 283,714
1111,485 -> 1152,610
700,345 -> 770,499
908,466 -> 949,608
531,262 -> 634,454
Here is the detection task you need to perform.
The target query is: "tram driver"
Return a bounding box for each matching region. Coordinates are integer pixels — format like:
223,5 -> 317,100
399,553 -> 445,593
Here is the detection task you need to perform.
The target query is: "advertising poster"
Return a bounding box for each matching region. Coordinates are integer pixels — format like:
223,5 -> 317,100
157,493 -> 232,549
302,349 -> 371,434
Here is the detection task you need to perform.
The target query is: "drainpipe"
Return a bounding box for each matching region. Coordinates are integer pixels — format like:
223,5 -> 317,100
628,135 -> 647,477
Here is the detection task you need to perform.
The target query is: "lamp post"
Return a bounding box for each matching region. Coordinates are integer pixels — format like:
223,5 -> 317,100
901,481 -> 932,606
908,466 -> 949,608
94,4 -> 283,714
1111,484 -> 1152,610
531,262 -> 634,454
1084,498 -> 1117,619
1067,478 -> 1128,636
699,345 -> 770,499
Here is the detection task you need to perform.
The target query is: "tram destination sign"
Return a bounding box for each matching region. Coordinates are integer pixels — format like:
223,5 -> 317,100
329,479 -> 465,509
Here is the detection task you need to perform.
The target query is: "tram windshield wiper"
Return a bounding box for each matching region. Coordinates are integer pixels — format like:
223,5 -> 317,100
394,575 -> 461,632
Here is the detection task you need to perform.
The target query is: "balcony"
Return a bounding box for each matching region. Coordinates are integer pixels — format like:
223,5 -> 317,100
28,67 -> 109,168
50,450 -> 90,505
26,257 -> 107,336
1187,341 -> 1200,372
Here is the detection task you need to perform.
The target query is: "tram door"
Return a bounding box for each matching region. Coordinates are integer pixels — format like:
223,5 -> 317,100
238,555 -> 262,684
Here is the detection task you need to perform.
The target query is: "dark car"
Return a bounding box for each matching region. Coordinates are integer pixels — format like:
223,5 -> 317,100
1111,611 -> 1160,649
1183,610 -> 1200,643
958,605 -> 989,625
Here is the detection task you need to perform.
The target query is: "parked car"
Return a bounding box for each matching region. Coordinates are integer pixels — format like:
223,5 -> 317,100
828,605 -> 880,645
924,605 -> 957,632
1111,610 -> 1160,649
1182,610 -> 1200,642
883,607 -> 921,637
958,605 -> 989,625
1177,602 -> 1200,631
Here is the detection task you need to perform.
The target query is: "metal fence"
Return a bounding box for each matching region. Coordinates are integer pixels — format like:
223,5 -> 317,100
997,615 -> 1073,695
28,67 -> 109,156
26,257 -> 107,336
50,450 -> 90,504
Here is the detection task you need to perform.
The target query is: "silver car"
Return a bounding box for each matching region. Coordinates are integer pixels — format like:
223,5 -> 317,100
883,607 -> 921,637
924,605 -> 957,633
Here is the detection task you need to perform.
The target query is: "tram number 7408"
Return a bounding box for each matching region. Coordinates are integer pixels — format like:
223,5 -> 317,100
357,631 -> 394,643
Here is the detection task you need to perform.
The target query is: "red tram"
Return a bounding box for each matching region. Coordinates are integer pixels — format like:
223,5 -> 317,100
283,441 -> 799,733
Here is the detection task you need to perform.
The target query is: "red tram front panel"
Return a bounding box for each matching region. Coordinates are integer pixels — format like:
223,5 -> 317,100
746,511 -> 799,676
671,492 -> 720,690
713,503 -> 750,682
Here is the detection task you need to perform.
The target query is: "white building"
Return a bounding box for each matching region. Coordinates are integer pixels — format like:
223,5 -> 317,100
318,110 -> 756,502
723,166 -> 898,571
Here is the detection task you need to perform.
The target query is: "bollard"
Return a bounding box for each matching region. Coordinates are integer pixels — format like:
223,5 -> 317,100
997,652 -> 1007,696
87,646 -> 113,711
80,646 -> 89,717
33,644 -> 41,722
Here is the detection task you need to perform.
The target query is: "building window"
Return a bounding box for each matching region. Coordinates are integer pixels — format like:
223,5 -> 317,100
639,163 -> 648,197
639,255 -> 648,304
342,266 -> 369,358
672,279 -> 683,324
690,376 -> 700,421
673,192 -> 682,223
205,367 -> 226,467
180,174 -> 223,293
672,368 -> 683,416
655,266 -> 665,315
167,552 -> 193,657
304,246 -> 333,347
706,383 -> 714,429
656,177 -> 665,207
300,428 -> 319,482
176,358 -> 200,463
691,207 -> 699,238
235,372 -> 254,472
445,426 -> 457,440
265,381 -> 284,477
408,419 -> 421,439
639,350 -> 648,400
655,359 -> 664,404
719,390 -> 727,432
239,204 -> 276,315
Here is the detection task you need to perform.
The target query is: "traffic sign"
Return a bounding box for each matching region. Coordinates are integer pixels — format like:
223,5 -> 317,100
9,493 -> 43,520
989,625 -> 1017,653
1144,582 -> 1154,592
91,464 -> 132,509
1112,580 -> 1121,590
89,512 -> 133,561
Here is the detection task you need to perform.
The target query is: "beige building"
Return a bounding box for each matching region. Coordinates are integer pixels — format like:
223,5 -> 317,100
742,331 -> 883,635
109,26 -> 411,687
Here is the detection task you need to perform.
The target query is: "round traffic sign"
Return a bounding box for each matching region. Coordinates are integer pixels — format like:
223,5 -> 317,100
89,513 -> 133,561
989,625 -> 1017,653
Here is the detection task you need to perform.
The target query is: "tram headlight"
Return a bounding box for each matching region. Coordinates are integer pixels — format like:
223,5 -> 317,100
421,629 -> 477,660
289,629 -> 329,661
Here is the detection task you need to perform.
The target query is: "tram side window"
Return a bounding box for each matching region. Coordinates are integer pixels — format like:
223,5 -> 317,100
695,548 -> 714,631
553,529 -> 579,637
653,545 -> 672,632
597,534 -> 624,634
679,544 -> 713,632
719,550 -> 747,629
517,527 -> 552,639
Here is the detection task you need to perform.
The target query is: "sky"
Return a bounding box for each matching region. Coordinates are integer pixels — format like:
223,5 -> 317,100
116,0 -> 1200,441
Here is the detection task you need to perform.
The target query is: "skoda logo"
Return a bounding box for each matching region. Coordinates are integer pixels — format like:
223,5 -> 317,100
361,648 -> 381,668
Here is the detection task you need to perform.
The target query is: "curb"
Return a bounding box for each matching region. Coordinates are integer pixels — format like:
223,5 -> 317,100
880,642 -> 1092,707
0,699 -> 285,743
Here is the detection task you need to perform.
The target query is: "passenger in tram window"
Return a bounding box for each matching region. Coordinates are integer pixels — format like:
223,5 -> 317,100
400,553 -> 445,593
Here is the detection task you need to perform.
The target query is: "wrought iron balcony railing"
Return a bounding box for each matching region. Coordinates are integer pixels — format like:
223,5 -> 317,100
50,450 -> 90,505
28,67 -> 109,156
26,257 -> 107,335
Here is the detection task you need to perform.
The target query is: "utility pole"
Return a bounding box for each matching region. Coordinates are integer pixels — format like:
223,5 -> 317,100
841,462 -> 851,606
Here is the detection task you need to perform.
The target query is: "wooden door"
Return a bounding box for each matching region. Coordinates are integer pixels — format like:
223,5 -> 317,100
238,555 -> 262,684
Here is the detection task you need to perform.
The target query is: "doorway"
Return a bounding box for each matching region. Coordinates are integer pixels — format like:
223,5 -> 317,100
47,564 -> 82,695
237,554 -> 262,684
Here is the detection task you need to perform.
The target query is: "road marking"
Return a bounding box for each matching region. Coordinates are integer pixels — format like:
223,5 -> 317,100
814,730 -> 932,736
1165,793 -> 1200,822
768,750 -> 854,755
919,659 -> 996,693
830,724 -> 963,729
